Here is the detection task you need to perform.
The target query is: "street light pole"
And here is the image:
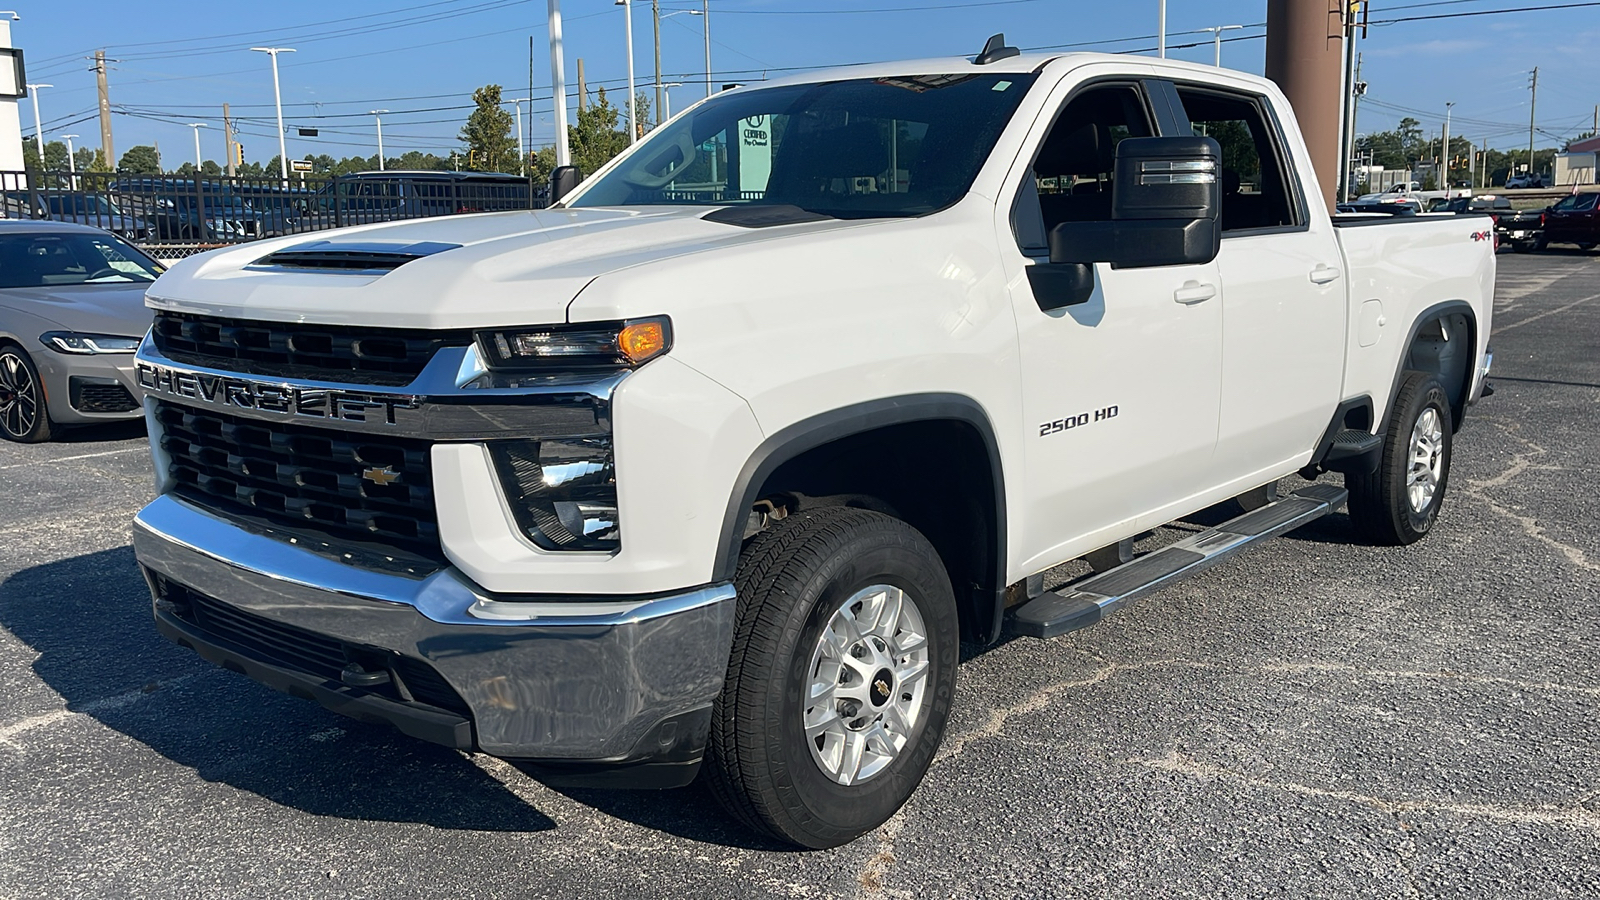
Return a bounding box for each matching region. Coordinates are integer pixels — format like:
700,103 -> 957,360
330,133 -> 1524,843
616,0 -> 638,144
24,82 -> 49,164
250,47 -> 296,181
187,122 -> 206,171
548,0 -> 571,167
1201,25 -> 1243,67
1442,101 -> 1454,190
1158,0 -> 1166,58
61,134 -> 77,173
370,110 -> 387,170
703,0 -> 712,98
659,82 -> 681,120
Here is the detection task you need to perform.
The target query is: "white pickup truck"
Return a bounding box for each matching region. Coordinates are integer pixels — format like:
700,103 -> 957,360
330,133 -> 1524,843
130,38 -> 1494,848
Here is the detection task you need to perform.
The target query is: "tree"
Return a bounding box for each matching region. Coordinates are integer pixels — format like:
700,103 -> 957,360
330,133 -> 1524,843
78,148 -> 109,172
119,145 -> 162,173
568,86 -> 635,178
460,84 -> 517,173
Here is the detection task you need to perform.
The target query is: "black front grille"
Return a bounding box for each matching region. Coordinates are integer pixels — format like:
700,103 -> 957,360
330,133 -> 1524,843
155,400 -> 439,555
152,311 -> 471,386
156,575 -> 469,715
69,379 -> 140,413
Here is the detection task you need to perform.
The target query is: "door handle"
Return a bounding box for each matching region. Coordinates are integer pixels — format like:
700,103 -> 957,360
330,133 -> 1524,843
1310,264 -> 1341,284
1173,281 -> 1216,304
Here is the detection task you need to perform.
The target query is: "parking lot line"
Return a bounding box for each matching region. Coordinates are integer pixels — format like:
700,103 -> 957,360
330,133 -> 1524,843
0,446 -> 144,471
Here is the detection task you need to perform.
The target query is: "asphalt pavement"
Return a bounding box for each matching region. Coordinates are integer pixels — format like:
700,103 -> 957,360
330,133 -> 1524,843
2,250 -> 1598,899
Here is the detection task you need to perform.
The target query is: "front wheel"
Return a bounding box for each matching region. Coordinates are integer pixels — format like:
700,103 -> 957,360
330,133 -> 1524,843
704,507 -> 958,849
0,344 -> 53,443
1347,371 -> 1453,545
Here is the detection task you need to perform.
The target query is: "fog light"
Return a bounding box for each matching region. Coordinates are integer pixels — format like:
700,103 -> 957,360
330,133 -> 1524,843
490,439 -> 618,551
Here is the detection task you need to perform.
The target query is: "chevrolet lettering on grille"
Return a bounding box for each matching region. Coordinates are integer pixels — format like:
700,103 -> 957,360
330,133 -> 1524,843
136,362 -> 421,425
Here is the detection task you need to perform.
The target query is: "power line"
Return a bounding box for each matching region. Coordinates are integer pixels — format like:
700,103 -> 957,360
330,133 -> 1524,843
1368,1 -> 1600,24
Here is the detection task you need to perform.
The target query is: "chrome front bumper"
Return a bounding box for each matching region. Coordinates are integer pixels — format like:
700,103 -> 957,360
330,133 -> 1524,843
133,494 -> 737,765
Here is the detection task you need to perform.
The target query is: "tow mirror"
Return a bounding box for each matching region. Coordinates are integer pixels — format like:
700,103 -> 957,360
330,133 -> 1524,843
549,165 -> 582,204
1048,136 -> 1222,269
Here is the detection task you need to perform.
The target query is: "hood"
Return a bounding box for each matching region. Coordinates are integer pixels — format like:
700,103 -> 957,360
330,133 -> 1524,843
145,206 -> 866,330
0,283 -> 154,337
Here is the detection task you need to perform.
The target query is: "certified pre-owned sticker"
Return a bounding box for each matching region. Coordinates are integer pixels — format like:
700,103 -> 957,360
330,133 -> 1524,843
1039,405 -> 1118,436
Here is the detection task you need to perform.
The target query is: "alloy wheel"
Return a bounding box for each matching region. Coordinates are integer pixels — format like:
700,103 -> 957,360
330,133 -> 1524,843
0,351 -> 39,439
802,584 -> 931,786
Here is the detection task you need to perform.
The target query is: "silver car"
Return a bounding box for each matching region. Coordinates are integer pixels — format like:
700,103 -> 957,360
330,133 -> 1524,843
0,221 -> 163,442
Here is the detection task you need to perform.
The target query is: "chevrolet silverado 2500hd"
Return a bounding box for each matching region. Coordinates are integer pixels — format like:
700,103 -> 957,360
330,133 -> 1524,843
130,40 -> 1494,849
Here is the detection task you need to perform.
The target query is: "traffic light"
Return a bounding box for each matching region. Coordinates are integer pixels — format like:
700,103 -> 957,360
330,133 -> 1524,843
234,142 -> 245,167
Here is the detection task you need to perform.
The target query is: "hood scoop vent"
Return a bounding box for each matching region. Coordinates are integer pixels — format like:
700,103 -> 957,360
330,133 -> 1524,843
252,239 -> 461,273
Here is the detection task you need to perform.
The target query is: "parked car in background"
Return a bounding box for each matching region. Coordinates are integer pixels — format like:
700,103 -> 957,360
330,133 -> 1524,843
0,221 -> 162,442
1504,173 -> 1550,189
1,192 -> 151,241
300,170 -> 535,228
1335,200 -> 1419,215
1538,191 -> 1600,250
1430,195 -> 1545,252
108,178 -> 270,242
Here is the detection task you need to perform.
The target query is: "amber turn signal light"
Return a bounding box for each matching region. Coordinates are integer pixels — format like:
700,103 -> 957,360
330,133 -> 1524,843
618,319 -> 669,364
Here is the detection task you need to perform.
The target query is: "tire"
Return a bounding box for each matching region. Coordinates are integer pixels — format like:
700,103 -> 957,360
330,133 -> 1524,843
1347,371 -> 1452,545
1579,242 -> 1597,252
0,344 -> 52,443
704,506 -> 959,849
1512,241 -> 1532,254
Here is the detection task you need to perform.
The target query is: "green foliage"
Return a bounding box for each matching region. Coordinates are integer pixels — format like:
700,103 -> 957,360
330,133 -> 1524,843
569,87 -> 633,179
460,84 -> 518,173
119,145 -> 162,173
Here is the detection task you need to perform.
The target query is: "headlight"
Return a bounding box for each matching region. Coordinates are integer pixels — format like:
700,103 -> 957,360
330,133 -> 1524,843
40,332 -> 142,355
489,438 -> 619,551
477,317 -> 670,371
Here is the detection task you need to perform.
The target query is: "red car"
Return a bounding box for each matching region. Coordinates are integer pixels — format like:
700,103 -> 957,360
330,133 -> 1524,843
1539,192 -> 1600,250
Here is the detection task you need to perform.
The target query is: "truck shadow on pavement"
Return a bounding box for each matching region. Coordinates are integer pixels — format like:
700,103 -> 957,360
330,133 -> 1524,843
0,546 -> 555,833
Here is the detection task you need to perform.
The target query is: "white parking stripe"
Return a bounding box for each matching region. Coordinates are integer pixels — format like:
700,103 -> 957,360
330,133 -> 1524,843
0,675 -> 197,747
0,447 -> 144,471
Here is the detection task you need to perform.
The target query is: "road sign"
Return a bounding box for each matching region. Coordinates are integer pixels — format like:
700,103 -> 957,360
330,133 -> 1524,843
289,159 -> 313,173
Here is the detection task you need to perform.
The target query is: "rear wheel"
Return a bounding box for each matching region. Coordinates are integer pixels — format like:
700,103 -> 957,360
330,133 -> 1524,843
704,507 -> 958,849
0,344 -> 52,443
1347,371 -> 1452,545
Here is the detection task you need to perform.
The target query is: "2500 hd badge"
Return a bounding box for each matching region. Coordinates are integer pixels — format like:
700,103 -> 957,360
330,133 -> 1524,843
135,362 -> 419,425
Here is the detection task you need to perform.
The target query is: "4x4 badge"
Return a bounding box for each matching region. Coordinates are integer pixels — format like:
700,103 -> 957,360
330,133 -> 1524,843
363,466 -> 401,486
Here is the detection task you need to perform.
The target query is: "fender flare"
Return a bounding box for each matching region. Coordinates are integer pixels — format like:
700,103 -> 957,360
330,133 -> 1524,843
1384,299 -> 1478,430
714,393 -> 1009,641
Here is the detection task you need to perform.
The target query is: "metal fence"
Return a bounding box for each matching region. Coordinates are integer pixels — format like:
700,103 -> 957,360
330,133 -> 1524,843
1,169 -> 545,258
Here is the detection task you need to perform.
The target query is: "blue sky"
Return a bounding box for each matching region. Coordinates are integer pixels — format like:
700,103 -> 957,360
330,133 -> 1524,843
17,0 -> 1600,167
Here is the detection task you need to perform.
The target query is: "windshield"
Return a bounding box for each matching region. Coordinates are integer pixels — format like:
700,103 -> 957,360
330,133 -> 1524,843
0,232 -> 164,288
570,73 -> 1037,218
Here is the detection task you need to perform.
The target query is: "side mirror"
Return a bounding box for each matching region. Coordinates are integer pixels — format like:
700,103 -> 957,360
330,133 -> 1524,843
549,166 -> 582,204
1048,136 -> 1222,269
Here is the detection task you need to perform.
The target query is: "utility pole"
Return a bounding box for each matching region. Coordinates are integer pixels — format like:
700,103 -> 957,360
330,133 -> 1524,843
1481,136 -> 1487,190
223,103 -> 235,177
1335,2 -> 1358,203
1267,0 -> 1344,208
577,58 -> 587,111
703,0 -> 712,98
1527,66 -> 1538,178
93,51 -> 115,170
652,0 -> 664,127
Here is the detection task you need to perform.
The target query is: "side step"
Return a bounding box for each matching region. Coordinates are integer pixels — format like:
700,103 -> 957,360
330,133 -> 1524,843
1007,483 -> 1348,639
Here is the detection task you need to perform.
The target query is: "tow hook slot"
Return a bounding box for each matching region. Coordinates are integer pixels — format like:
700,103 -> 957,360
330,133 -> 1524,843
341,663 -> 392,688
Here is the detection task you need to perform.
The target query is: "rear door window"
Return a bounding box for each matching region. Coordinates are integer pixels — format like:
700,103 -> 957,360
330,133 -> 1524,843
1174,88 -> 1300,232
